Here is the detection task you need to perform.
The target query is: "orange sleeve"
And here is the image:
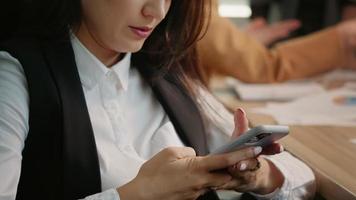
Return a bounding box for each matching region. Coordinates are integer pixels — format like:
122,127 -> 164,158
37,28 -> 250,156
197,0 -> 347,83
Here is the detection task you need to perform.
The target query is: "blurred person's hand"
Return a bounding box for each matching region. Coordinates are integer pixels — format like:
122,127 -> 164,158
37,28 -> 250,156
245,17 -> 301,46
337,19 -> 356,69
217,108 -> 285,195
342,4 -> 356,21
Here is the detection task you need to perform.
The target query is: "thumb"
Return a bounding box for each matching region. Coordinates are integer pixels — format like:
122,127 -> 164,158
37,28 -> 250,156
151,147 -> 196,165
231,108 -> 249,139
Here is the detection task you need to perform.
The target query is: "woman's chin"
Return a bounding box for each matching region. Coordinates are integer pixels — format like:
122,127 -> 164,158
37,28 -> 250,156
125,41 -> 144,53
120,43 -> 145,53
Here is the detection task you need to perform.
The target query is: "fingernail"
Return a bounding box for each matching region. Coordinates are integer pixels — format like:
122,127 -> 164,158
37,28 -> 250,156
237,108 -> 245,115
280,145 -> 284,152
254,146 -> 262,155
240,163 -> 247,171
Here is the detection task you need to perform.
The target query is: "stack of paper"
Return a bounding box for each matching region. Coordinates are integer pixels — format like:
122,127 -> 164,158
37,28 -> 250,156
228,69 -> 356,102
315,69 -> 356,82
228,79 -> 325,101
252,88 -> 356,126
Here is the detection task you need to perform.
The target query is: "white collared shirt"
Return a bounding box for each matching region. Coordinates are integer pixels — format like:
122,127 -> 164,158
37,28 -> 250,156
0,36 -> 315,200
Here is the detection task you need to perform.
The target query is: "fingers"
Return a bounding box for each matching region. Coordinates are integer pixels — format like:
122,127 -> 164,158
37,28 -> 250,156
268,19 -> 301,40
153,147 -> 196,164
273,19 -> 301,33
216,179 -> 241,190
172,146 -> 196,158
220,159 -> 262,191
228,158 -> 260,173
247,17 -> 268,30
203,173 -> 232,188
232,108 -> 249,138
200,146 -> 262,171
262,143 -> 284,155
245,18 -> 301,45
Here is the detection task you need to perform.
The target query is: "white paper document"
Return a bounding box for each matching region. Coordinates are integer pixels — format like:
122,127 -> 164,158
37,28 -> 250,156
315,69 -> 356,82
228,69 -> 356,101
228,79 -> 325,101
252,88 -> 356,126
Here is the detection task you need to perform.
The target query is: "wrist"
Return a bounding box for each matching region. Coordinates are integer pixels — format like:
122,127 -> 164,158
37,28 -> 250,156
336,22 -> 356,68
117,180 -> 145,200
252,158 -> 284,195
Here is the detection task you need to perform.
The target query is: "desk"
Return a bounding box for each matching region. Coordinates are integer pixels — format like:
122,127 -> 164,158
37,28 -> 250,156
211,78 -> 356,200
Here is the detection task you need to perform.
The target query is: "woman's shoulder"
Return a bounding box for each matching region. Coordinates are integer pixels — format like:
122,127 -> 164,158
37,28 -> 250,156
0,49 -> 19,59
0,50 -> 23,73
0,49 -> 27,100
0,51 -> 26,98
0,50 -> 30,151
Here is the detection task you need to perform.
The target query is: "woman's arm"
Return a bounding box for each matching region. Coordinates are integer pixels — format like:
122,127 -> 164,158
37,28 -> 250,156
0,51 -> 29,200
197,0 -> 346,83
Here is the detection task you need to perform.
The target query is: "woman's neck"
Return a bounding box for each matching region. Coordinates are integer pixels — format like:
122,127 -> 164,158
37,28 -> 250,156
75,23 -> 121,67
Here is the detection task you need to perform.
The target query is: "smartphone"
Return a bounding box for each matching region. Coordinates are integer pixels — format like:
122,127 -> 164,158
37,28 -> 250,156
210,125 -> 289,155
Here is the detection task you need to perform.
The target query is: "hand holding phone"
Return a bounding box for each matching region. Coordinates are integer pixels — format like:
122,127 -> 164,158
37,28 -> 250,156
210,125 -> 289,155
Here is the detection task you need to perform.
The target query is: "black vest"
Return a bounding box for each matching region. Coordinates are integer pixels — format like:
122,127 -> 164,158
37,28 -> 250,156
0,38 -> 220,200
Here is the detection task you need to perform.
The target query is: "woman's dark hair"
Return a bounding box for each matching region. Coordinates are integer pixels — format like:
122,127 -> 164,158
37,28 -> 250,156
2,0 -> 211,96
133,0 -> 212,91
0,0 -> 82,40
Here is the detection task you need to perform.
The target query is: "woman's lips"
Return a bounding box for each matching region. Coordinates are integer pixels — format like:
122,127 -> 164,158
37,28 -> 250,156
129,26 -> 153,39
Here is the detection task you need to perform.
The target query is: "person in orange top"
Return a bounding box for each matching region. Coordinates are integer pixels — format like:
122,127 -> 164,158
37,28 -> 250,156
197,0 -> 356,84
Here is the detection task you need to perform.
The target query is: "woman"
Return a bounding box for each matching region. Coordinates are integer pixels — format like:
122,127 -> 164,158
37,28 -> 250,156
198,0 -> 356,85
0,0 -> 315,199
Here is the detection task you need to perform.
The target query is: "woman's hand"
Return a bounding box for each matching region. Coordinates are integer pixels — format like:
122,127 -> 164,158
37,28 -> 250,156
218,108 -> 285,194
244,17 -> 301,46
117,145 -> 261,200
337,19 -> 356,69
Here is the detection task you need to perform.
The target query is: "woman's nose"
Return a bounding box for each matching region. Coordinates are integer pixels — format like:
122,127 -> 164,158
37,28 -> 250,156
142,0 -> 170,22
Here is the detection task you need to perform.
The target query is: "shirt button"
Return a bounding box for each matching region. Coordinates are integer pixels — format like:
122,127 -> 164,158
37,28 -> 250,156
107,71 -> 117,82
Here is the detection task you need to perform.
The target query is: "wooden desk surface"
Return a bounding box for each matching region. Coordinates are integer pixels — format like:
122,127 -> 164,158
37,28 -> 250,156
212,80 -> 356,200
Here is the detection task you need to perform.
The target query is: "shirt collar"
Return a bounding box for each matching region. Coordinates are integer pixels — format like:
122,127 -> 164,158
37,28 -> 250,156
111,52 -> 131,91
71,35 -> 131,91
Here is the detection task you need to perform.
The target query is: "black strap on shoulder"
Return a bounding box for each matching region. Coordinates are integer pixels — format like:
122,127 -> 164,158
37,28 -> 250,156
41,39 -> 101,199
